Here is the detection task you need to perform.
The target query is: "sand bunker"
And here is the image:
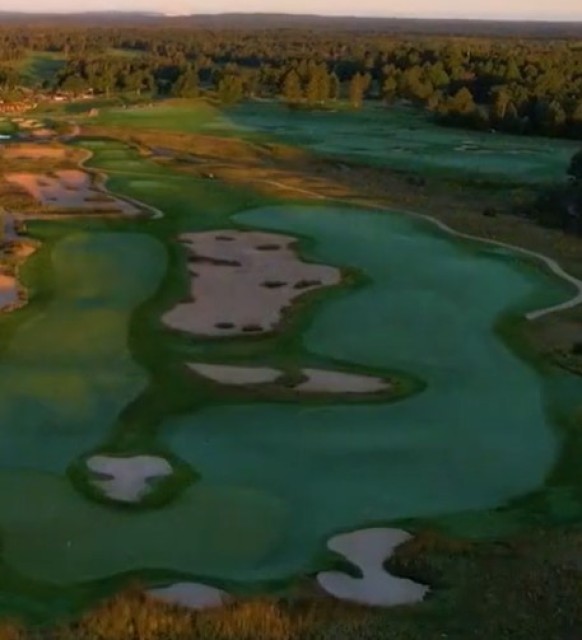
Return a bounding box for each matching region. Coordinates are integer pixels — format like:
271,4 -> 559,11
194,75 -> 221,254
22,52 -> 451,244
0,274 -> 18,309
5,170 -> 140,215
30,128 -> 55,139
187,362 -> 390,394
1,144 -> 67,160
317,528 -> 428,607
148,582 -> 229,610
297,369 -> 390,393
163,230 -> 341,337
188,363 -> 282,385
86,455 -> 173,503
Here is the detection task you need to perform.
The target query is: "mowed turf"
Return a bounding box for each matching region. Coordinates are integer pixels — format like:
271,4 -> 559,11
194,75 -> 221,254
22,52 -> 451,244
0,229 -> 166,472
0,470 -> 286,584
226,102 -> 579,183
83,99 -> 234,134
162,204 -> 582,579
86,99 -> 577,183
2,138 -> 579,600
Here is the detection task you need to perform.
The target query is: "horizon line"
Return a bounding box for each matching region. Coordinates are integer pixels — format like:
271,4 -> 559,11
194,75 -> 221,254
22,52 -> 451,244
0,10 -> 581,22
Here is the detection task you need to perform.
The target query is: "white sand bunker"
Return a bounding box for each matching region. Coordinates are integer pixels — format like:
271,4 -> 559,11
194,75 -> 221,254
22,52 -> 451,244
5,170 -> 140,215
297,369 -> 390,394
188,363 -> 282,385
148,582 -> 229,611
317,528 -> 428,607
187,362 -> 390,394
87,455 -> 173,503
163,230 -> 341,337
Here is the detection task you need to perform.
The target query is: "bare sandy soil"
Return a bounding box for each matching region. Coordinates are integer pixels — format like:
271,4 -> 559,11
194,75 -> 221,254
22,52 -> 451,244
297,369 -> 390,393
5,170 -> 140,215
86,455 -> 173,503
0,273 -> 18,309
188,363 -> 282,385
148,583 -> 229,610
187,362 -> 391,394
317,528 -> 428,607
163,230 -> 341,337
1,144 -> 67,160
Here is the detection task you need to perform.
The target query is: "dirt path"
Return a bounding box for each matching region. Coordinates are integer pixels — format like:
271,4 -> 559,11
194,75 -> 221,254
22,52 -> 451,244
258,179 -> 582,322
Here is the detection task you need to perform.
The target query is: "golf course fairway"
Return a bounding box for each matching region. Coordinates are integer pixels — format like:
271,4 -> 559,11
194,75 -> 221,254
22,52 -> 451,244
0,139 -> 580,615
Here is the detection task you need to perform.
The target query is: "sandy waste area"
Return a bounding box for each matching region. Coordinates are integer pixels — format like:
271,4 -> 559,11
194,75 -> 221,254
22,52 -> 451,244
5,170 -> 140,214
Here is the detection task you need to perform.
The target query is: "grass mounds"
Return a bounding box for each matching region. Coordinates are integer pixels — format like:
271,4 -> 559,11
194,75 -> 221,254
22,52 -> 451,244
0,230 -> 166,473
0,469 -> 287,585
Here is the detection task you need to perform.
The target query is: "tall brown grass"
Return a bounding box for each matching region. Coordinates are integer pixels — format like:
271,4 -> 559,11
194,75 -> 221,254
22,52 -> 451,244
0,589 -> 371,640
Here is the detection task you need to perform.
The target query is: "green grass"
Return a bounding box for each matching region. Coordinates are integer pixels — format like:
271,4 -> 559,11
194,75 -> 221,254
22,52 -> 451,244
81,99 -> 228,133
0,224 -> 167,473
0,133 -> 581,624
73,98 -> 580,183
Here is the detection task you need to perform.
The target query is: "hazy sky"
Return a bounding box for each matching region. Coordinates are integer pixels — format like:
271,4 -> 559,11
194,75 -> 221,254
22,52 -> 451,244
2,0 -> 582,20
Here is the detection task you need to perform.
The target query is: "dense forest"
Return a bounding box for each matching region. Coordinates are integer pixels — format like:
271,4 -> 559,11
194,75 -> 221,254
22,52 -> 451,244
0,25 -> 582,139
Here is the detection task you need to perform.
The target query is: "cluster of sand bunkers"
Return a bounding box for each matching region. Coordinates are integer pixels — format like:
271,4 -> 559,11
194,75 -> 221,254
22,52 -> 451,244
82,454 -> 429,609
0,136 -> 423,613
147,528 -> 428,610
5,169 -> 141,215
162,230 -> 391,395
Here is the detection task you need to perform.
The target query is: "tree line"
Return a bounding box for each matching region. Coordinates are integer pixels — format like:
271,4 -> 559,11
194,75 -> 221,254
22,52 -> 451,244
0,26 -> 581,139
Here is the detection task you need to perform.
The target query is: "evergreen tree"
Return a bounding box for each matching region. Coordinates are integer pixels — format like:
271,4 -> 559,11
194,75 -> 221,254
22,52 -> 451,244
172,65 -> 199,98
282,69 -> 303,103
305,65 -> 330,105
218,74 -> 244,104
349,73 -> 366,109
329,73 -> 340,101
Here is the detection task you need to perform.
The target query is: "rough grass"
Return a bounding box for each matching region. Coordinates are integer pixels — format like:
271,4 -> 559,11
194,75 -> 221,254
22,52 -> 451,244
1,526 -> 582,639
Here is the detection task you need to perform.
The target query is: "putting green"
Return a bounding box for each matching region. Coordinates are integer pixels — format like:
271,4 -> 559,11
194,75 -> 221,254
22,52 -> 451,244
0,231 -> 166,472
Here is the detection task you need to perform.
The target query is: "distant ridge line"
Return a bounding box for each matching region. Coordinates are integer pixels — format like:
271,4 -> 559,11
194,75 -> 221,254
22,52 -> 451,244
0,12 -> 580,36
